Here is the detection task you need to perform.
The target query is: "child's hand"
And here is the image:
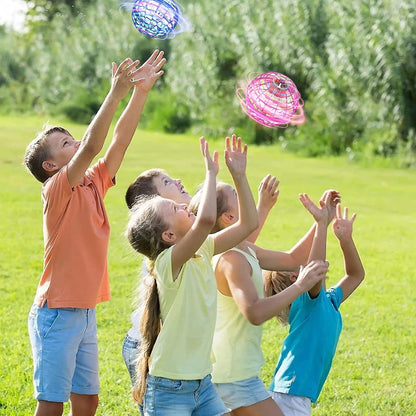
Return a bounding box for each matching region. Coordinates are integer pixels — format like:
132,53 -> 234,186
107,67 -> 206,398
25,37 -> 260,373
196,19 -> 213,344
200,137 -> 219,176
299,192 -> 331,224
333,204 -> 356,242
319,189 -> 341,222
131,50 -> 166,93
300,190 -> 340,226
258,174 -> 279,213
224,134 -> 247,177
295,260 -> 329,292
110,58 -> 140,101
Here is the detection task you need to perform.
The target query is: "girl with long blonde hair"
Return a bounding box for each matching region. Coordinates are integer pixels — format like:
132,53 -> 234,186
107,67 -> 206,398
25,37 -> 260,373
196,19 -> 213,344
126,135 -> 258,415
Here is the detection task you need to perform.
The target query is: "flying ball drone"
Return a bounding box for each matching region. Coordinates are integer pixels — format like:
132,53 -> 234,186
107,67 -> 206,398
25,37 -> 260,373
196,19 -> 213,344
129,0 -> 189,39
236,72 -> 305,128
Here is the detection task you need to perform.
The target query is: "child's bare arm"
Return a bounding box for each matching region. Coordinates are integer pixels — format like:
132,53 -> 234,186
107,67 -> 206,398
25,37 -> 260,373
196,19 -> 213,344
253,190 -> 339,275
246,174 -> 279,243
104,50 -> 166,178
299,191 -> 334,261
218,251 -> 328,325
214,135 -> 258,254
300,190 -> 341,296
299,191 -> 334,296
170,138 -> 218,278
67,58 -> 138,186
333,204 -> 365,302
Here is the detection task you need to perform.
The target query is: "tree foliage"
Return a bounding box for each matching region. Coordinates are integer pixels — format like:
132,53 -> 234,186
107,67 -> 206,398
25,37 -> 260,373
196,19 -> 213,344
23,0 -> 95,22
166,0 -> 416,160
1,0 -> 415,165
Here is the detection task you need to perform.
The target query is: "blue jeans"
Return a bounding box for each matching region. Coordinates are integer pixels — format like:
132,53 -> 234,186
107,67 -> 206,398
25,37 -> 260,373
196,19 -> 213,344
144,374 -> 228,416
122,333 -> 141,385
122,333 -> 143,415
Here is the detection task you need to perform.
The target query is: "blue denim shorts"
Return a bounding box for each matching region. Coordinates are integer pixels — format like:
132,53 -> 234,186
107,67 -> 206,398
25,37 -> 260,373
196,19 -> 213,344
214,376 -> 271,410
144,374 -> 228,416
28,303 -> 99,402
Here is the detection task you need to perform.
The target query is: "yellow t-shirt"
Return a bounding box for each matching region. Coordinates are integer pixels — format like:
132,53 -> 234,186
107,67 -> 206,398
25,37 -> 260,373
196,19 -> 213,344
149,235 -> 216,380
211,247 -> 265,383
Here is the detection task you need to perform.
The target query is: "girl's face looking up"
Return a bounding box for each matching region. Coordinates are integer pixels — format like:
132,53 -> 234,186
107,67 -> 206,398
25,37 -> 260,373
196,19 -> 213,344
159,198 -> 196,242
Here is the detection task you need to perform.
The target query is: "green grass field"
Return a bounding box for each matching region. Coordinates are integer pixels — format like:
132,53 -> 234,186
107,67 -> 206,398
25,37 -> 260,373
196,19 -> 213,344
1,115 -> 415,415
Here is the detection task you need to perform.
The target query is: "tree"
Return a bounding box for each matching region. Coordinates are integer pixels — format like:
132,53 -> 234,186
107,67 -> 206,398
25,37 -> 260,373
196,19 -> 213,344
23,0 -> 96,23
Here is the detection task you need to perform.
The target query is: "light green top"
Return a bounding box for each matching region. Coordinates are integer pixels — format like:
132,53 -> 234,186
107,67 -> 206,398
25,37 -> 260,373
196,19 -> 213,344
149,235 -> 217,380
212,247 -> 265,383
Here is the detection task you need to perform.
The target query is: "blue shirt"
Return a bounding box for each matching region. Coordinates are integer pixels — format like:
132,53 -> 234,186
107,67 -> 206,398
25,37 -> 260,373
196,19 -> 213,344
269,285 -> 343,402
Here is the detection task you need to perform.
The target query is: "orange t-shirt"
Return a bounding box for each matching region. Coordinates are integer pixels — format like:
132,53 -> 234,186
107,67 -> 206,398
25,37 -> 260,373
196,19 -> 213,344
34,159 -> 115,308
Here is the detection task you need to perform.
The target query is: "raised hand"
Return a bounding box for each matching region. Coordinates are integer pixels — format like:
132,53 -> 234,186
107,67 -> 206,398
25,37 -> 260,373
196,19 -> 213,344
258,174 -> 279,213
110,58 -> 140,101
320,189 -> 341,222
295,259 -> 329,292
200,136 -> 219,176
333,204 -> 356,242
299,192 -> 331,225
299,189 -> 341,226
224,134 -> 248,177
130,49 -> 166,93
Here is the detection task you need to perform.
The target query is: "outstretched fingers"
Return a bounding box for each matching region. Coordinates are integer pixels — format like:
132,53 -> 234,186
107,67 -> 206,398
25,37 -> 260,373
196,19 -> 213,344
336,204 -> 356,223
200,136 -> 207,156
299,193 -> 316,213
200,136 -> 218,174
259,174 -> 279,199
224,134 -> 248,176
225,134 -> 245,154
145,49 -> 166,72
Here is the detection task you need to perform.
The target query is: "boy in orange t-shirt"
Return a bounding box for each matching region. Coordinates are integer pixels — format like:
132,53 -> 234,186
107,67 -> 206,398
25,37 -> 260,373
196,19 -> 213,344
24,50 -> 165,416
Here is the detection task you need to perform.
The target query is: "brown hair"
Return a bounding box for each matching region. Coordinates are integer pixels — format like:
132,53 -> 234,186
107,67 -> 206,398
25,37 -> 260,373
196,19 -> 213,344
188,181 -> 231,233
126,196 -> 171,403
133,269 -> 160,403
263,270 -> 296,325
125,168 -> 164,210
23,126 -> 70,183
126,195 -> 171,260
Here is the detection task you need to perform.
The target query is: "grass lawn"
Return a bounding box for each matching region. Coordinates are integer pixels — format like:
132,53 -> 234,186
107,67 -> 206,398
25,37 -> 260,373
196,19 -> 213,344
0,115 -> 415,415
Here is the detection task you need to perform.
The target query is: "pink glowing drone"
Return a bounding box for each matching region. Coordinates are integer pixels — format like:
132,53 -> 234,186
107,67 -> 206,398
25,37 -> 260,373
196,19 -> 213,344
236,72 -> 305,128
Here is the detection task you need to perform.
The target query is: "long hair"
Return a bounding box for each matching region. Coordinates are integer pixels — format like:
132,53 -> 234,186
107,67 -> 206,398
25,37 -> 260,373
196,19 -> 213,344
133,268 -> 161,403
126,195 -> 171,261
125,168 -> 164,209
126,196 -> 170,403
263,270 -> 295,326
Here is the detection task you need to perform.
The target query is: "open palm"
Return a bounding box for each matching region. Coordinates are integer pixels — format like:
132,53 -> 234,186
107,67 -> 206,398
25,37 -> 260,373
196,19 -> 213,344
133,50 -> 166,93
333,204 -> 356,241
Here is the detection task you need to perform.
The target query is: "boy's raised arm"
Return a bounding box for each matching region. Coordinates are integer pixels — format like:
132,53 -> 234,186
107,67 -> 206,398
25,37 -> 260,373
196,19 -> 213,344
104,50 -> 166,179
67,58 -> 139,186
